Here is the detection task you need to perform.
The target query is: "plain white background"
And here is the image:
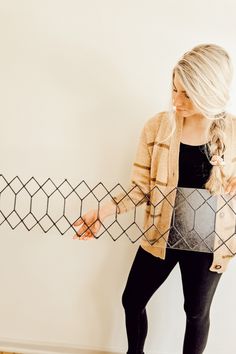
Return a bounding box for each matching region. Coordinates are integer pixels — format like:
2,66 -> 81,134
0,1 -> 236,353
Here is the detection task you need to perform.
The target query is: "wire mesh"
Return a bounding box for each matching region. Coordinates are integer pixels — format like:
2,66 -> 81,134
0,174 -> 236,255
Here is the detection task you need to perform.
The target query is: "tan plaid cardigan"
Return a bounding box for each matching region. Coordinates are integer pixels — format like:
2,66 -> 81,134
113,111 -> 236,273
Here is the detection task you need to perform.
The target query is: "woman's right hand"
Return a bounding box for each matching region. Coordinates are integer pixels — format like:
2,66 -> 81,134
72,199 -> 118,240
72,209 -> 104,240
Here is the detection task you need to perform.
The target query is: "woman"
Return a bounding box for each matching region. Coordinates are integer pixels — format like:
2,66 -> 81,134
73,44 -> 236,354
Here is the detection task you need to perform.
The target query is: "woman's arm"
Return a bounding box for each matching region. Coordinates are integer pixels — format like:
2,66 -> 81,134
73,121 -> 152,239
110,123 -> 151,214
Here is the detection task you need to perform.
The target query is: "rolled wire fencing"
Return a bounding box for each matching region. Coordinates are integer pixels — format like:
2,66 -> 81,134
0,174 -> 236,255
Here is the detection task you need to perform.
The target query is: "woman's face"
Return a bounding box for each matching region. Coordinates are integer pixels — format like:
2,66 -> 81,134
172,72 -> 202,118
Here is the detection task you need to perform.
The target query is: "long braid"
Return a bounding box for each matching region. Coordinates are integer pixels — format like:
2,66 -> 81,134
204,114 -> 227,194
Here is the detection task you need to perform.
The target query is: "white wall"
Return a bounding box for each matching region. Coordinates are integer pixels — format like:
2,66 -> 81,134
0,1 -> 236,353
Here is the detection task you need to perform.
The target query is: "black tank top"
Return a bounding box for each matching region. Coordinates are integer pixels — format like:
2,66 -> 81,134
177,142 -> 212,188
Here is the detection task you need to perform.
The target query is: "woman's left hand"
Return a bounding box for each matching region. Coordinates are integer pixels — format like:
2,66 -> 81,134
225,177 -> 236,195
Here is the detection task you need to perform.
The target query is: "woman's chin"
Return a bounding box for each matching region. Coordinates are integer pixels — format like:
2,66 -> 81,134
176,109 -> 188,116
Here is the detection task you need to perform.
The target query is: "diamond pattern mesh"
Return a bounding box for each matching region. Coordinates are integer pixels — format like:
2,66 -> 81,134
0,174 -> 236,255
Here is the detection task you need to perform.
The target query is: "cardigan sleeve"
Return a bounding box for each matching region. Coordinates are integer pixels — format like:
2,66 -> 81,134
111,122 -> 151,214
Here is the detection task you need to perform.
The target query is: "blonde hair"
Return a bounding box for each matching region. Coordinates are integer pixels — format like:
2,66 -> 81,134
173,43 -> 233,194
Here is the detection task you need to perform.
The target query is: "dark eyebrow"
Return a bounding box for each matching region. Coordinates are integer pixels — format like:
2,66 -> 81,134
172,82 -> 187,93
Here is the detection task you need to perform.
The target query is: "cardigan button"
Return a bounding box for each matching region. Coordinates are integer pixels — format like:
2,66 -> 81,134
214,264 -> 222,270
219,211 -> 224,218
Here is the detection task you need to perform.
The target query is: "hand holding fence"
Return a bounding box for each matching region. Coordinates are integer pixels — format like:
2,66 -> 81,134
73,209 -> 104,240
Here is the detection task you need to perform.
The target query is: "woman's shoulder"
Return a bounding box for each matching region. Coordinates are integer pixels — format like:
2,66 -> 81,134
143,111 -> 171,133
142,111 -> 172,144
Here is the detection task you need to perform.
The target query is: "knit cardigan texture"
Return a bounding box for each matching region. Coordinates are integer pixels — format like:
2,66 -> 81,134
113,111 -> 236,273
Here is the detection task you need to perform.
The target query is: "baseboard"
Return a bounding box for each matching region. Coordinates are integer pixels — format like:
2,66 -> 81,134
0,337 -> 122,354
0,337 -> 184,354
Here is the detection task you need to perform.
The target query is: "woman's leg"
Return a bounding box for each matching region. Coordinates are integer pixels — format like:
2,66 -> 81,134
122,246 -> 179,354
179,251 -> 222,354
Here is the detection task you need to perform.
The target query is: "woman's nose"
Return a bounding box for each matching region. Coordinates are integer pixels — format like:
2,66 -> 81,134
173,93 -> 184,106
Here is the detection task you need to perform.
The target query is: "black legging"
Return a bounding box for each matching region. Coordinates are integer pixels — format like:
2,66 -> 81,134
122,246 -> 222,354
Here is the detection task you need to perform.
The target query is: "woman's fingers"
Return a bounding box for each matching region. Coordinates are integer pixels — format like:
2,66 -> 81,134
72,210 -> 102,240
73,217 -> 84,226
73,220 -> 98,240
